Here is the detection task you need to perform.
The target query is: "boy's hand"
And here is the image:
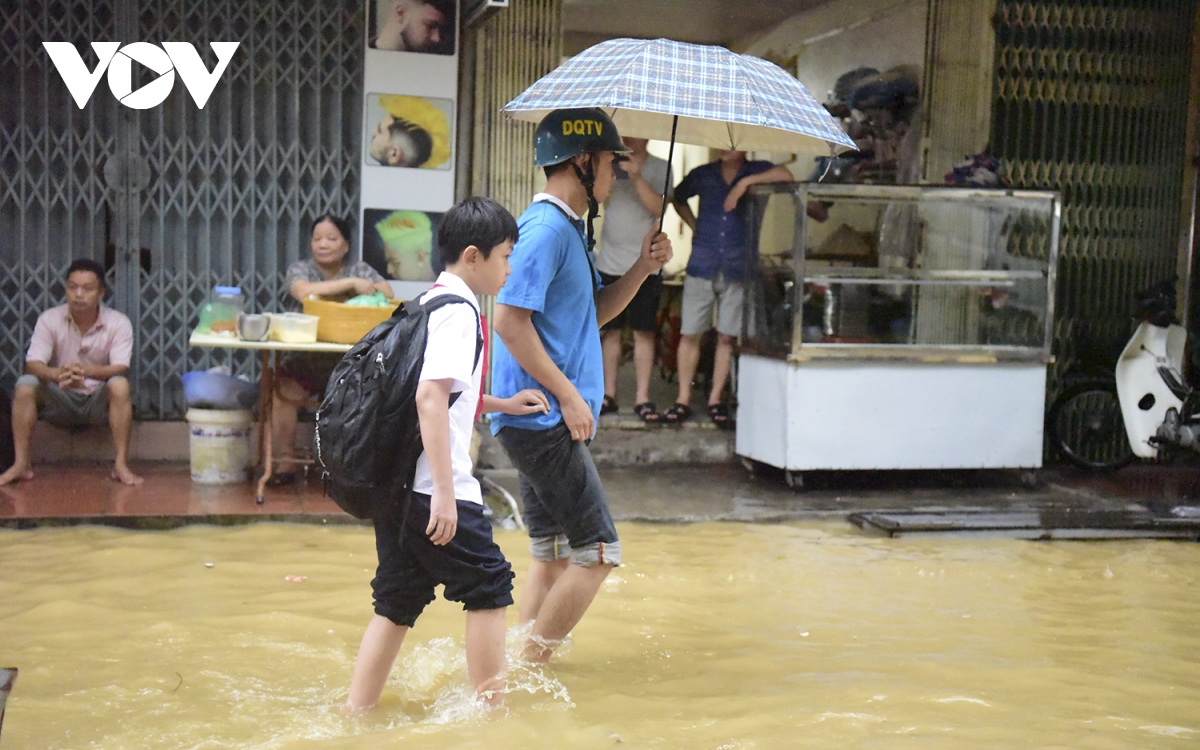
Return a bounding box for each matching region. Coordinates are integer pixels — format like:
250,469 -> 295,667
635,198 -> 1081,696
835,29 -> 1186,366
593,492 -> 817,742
426,490 -> 458,545
504,389 -> 550,415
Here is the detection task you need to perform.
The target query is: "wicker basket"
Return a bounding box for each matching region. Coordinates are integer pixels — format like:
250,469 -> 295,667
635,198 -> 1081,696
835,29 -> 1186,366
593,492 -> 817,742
302,297 -> 400,344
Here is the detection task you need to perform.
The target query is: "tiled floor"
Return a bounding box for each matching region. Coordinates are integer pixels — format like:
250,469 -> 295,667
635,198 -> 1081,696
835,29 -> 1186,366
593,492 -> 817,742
0,463 -> 348,527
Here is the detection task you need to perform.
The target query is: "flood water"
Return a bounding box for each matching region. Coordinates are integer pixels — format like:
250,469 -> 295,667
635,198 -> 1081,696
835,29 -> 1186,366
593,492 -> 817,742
1,522 -> 1198,749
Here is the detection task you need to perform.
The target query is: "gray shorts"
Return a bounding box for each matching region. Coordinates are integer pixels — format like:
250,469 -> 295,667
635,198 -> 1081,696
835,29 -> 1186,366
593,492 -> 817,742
16,373 -> 121,427
496,422 -> 621,568
681,273 -> 744,337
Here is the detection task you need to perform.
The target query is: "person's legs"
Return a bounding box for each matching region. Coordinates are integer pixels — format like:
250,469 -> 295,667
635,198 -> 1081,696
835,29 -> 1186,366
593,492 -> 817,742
465,608 -> 507,707
496,425 -> 619,662
708,333 -> 736,406
675,334 -> 701,407
104,377 -> 142,485
522,562 -> 612,663
519,557 -> 569,624
632,330 -> 656,405
0,376 -> 39,486
345,614 -> 410,713
601,330 -> 622,404
674,276 -> 715,412
272,376 -> 306,464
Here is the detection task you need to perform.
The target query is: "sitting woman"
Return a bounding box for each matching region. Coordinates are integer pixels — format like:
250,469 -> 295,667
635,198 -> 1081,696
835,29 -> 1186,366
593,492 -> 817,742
269,214 -> 392,486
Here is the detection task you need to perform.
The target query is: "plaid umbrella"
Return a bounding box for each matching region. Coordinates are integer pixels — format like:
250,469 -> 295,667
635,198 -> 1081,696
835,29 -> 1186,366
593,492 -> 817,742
503,37 -> 857,156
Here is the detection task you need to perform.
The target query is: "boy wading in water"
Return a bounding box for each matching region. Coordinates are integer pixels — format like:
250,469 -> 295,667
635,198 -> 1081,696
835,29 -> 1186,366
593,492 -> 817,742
345,197 -> 549,713
490,108 -> 672,662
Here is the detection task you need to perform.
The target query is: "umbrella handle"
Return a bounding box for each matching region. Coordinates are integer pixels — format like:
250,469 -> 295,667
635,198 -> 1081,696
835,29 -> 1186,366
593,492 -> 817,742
656,115 -> 679,277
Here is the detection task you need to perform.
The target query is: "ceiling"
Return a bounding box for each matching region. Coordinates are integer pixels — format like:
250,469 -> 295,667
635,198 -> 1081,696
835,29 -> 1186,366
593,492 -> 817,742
561,0 -> 831,55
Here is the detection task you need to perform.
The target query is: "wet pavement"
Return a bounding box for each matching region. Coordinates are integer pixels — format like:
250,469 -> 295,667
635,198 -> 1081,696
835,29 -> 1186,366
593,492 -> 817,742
3,459 -> 1199,531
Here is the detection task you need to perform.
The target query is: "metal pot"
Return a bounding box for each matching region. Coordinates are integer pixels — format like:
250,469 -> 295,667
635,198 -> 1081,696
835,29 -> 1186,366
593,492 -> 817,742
237,313 -> 270,341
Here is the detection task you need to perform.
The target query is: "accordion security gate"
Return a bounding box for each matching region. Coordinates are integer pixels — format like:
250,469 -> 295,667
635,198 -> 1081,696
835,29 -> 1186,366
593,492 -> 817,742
0,0 -> 363,419
990,0 -> 1194,382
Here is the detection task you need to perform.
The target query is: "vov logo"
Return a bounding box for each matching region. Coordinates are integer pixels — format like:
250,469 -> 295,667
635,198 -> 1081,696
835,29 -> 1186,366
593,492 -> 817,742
43,42 -> 239,110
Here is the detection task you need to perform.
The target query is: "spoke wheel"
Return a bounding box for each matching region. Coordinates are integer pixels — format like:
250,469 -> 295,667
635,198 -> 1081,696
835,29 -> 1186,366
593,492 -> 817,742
1048,379 -> 1136,470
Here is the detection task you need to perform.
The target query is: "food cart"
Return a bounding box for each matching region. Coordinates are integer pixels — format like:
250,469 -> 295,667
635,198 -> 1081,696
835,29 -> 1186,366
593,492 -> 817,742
736,183 -> 1060,488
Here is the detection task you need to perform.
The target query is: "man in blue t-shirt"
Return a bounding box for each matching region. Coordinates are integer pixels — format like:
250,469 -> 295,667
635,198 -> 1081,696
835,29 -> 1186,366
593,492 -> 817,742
666,149 -> 792,428
490,107 -> 672,664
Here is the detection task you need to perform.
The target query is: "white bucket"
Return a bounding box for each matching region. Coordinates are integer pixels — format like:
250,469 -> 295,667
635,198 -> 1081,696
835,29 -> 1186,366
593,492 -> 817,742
186,408 -> 254,484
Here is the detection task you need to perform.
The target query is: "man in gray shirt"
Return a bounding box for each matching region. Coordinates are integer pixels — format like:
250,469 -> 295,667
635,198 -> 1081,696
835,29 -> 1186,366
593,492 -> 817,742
595,137 -> 671,423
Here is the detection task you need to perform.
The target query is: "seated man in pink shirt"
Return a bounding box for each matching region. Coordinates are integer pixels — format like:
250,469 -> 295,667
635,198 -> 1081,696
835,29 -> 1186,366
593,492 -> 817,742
0,259 -> 142,486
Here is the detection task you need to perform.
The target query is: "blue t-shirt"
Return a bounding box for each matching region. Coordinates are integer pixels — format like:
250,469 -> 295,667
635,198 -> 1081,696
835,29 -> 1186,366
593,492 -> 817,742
489,200 -> 604,434
674,159 -> 776,281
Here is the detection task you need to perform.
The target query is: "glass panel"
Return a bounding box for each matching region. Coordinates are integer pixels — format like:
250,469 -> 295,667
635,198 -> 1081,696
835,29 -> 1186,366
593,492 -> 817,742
742,185 -> 1058,359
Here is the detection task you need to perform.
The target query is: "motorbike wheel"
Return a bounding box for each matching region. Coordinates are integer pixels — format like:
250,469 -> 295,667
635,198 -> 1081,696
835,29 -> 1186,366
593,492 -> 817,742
1047,378 -> 1136,470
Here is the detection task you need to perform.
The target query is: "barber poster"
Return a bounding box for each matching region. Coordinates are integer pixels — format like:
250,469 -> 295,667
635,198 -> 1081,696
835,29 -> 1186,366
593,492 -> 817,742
361,0 -> 458,281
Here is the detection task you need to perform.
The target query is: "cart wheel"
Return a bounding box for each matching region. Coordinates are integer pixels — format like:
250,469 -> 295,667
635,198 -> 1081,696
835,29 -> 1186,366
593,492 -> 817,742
1018,469 -> 1040,489
739,456 -> 757,476
784,470 -> 804,492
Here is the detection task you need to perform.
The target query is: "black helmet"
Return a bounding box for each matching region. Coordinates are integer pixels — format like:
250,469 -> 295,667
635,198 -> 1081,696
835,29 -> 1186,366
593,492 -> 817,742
533,107 -> 629,167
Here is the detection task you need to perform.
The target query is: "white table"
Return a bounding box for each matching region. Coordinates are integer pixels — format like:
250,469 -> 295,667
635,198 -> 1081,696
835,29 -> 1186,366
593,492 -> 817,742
188,332 -> 352,502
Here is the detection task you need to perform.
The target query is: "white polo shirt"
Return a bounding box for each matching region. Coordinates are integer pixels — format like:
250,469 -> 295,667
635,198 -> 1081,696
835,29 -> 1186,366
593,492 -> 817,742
411,271 -> 484,506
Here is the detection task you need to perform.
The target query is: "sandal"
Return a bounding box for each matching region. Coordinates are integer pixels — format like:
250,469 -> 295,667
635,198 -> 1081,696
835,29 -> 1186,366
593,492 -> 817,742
708,402 -> 732,429
600,394 -> 619,416
634,402 -> 661,424
661,402 -> 693,424
265,471 -> 297,488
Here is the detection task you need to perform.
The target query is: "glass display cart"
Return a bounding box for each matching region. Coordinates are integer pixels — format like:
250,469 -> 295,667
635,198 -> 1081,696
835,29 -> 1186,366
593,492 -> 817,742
736,183 -> 1060,488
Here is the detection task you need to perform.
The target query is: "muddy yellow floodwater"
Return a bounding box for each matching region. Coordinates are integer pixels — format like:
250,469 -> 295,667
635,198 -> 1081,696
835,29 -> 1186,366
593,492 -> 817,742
1,522 -> 1198,749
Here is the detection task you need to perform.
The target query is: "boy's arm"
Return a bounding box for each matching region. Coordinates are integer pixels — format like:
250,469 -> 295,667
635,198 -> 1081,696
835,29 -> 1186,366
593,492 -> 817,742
493,302 -> 593,441
416,378 -> 457,545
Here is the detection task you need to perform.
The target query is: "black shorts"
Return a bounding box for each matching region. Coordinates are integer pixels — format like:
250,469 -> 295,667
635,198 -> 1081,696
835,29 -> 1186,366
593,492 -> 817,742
371,493 -> 515,627
599,272 -> 662,333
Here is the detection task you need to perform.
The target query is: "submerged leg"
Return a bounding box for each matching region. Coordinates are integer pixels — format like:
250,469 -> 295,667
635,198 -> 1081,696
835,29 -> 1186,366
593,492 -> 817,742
523,562 -> 613,663
345,614 -> 409,714
465,607 -> 508,708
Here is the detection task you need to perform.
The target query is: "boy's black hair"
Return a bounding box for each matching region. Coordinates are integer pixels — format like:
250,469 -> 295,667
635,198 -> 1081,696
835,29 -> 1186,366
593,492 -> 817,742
390,119 -> 433,167
437,196 -> 519,267
311,213 -> 352,243
66,258 -> 107,289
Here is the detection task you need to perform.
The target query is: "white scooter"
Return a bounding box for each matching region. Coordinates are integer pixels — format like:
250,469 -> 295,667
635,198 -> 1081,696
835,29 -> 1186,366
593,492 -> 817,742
1048,280 -> 1191,471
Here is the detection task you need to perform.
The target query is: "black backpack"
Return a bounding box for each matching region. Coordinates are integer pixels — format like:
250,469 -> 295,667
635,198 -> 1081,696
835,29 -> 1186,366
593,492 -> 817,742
314,294 -> 482,520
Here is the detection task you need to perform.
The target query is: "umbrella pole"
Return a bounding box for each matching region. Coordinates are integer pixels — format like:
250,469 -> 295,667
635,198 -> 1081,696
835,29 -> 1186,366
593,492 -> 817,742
657,115 -> 679,235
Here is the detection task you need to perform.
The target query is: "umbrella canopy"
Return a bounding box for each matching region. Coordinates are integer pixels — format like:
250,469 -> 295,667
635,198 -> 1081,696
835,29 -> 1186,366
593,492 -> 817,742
503,37 -> 857,156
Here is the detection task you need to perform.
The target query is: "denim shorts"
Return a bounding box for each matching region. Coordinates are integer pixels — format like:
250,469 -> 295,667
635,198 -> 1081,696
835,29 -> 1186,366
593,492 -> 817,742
371,493 -> 515,627
496,421 -> 621,567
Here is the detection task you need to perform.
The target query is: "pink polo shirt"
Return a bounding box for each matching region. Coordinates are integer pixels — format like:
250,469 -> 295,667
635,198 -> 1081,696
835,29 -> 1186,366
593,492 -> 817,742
26,304 -> 134,394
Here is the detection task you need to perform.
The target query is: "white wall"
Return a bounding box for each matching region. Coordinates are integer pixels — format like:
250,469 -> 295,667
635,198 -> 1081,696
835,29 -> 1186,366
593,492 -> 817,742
742,0 -> 927,111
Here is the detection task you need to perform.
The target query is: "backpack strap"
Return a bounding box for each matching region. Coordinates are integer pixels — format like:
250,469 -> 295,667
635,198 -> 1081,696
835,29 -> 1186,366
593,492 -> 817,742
415,293 -> 484,372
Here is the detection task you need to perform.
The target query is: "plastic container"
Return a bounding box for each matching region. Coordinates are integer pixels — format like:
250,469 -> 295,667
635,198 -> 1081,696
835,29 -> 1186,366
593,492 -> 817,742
197,286 -> 245,335
303,297 -> 399,344
182,371 -> 261,411
267,312 -> 319,343
186,408 -> 253,484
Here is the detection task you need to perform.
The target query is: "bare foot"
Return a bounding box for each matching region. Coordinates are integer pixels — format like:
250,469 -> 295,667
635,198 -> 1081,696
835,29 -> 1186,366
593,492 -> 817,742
0,464 -> 34,487
111,465 -> 144,486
